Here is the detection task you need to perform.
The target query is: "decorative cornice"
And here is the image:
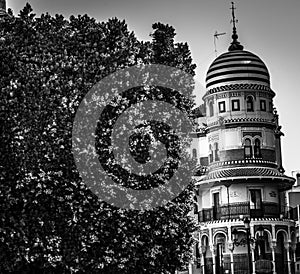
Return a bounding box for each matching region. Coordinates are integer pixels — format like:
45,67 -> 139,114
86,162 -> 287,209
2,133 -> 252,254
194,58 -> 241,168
198,166 -> 295,186
207,117 -> 275,129
199,218 -> 295,227
203,83 -> 275,99
208,159 -> 278,170
223,117 -> 272,124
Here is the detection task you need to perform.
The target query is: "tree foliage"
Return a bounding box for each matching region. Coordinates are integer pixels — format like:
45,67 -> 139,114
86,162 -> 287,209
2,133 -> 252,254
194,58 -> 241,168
0,4 -> 197,273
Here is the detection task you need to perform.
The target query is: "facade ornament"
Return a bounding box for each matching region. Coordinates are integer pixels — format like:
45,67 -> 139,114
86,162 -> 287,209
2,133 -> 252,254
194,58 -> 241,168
270,240 -> 277,250
284,241 -> 291,250
273,108 -> 284,137
200,245 -> 207,254
227,241 -> 234,252
250,241 -> 256,251
210,244 -> 217,255
218,116 -> 224,126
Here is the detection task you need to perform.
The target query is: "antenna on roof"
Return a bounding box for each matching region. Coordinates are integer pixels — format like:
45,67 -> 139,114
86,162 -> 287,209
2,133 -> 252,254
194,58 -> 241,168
214,31 -> 226,57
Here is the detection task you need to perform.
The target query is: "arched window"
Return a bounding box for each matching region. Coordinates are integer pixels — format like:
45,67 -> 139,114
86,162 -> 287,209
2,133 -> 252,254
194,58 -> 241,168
255,231 -> 270,260
201,236 -> 209,254
193,195 -> 198,214
209,101 -> 214,117
246,96 -> 254,112
209,144 -> 213,163
215,234 -> 226,273
192,148 -> 197,159
254,139 -> 262,158
214,143 -> 220,161
244,138 -> 252,158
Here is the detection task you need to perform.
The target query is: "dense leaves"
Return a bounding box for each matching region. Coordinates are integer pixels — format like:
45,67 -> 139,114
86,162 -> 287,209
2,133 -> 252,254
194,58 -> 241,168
0,4 -> 197,273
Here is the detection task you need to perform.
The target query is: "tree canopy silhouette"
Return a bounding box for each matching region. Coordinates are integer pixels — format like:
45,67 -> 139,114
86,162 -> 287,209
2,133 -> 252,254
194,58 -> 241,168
0,4 -> 197,273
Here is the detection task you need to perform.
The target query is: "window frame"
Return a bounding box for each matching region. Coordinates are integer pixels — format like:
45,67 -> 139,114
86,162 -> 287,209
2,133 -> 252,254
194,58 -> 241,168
244,138 -> 253,158
231,99 -> 240,111
246,96 -> 254,112
214,142 -> 220,161
254,138 -> 262,158
218,101 -> 226,113
269,102 -> 273,113
249,188 -> 263,210
209,101 -> 214,117
209,144 -> 213,163
260,100 -> 266,111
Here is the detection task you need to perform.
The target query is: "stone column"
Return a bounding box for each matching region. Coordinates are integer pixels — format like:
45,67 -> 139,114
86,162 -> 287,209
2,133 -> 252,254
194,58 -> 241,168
250,242 -> 256,274
270,240 -> 277,274
200,245 -> 207,274
227,241 -> 234,274
250,225 -> 256,274
292,242 -> 297,266
227,226 -> 234,274
285,241 -> 291,274
210,244 -> 217,274
209,228 -> 216,274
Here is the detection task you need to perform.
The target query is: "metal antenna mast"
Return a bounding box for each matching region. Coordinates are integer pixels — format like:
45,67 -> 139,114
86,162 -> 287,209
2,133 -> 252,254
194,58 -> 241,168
214,31 -> 226,57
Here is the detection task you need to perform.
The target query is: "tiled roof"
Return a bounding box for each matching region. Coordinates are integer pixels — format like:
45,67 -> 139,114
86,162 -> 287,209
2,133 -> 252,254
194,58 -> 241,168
202,166 -> 293,182
194,165 -> 208,176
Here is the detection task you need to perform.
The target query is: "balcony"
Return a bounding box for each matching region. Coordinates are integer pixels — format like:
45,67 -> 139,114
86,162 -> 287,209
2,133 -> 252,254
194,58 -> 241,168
198,202 -> 297,222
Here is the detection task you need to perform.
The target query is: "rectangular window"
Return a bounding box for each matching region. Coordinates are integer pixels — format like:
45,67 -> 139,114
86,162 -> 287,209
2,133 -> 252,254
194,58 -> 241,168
232,99 -> 240,111
218,101 -> 226,113
250,189 -> 262,209
212,192 -> 220,220
249,189 -> 263,218
269,102 -> 273,113
260,100 -> 266,111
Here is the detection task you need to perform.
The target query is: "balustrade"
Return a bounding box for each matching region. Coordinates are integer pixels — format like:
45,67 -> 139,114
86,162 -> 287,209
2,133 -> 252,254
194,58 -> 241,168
198,202 -> 296,222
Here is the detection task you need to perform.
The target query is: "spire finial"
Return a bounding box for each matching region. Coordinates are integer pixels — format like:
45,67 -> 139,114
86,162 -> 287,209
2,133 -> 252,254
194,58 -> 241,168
228,2 -> 244,51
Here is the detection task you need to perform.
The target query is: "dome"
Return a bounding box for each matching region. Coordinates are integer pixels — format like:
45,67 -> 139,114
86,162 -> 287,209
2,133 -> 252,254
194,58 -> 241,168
206,50 -> 270,90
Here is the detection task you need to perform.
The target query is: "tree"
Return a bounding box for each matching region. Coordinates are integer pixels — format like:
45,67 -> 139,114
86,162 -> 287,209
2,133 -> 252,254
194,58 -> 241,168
0,4 -> 197,273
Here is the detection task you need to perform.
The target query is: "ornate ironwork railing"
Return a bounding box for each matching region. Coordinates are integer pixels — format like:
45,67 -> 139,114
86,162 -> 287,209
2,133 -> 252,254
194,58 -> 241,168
198,202 -> 296,222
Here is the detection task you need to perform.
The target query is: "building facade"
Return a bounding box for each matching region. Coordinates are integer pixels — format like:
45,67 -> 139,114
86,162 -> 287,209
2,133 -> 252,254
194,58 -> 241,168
189,5 -> 296,274
0,0 -> 6,17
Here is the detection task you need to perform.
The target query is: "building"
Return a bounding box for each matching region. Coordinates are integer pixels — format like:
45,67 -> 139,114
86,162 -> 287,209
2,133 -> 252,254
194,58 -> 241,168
287,173 -> 300,274
189,3 -> 296,274
0,0 -> 6,17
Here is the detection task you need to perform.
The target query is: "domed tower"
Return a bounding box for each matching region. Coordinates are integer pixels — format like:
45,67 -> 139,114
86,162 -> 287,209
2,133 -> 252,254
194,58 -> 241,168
0,0 -> 7,17
191,3 -> 296,274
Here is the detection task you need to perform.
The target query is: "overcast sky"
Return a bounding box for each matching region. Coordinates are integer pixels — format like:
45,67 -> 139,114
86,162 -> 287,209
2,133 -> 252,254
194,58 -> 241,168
8,0 -> 300,176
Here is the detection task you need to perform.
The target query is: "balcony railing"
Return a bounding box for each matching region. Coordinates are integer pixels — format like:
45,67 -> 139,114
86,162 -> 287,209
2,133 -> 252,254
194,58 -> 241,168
198,202 -> 297,222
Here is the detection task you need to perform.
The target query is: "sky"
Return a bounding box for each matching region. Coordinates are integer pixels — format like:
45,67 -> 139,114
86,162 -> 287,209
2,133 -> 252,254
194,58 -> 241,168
7,0 -> 300,176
